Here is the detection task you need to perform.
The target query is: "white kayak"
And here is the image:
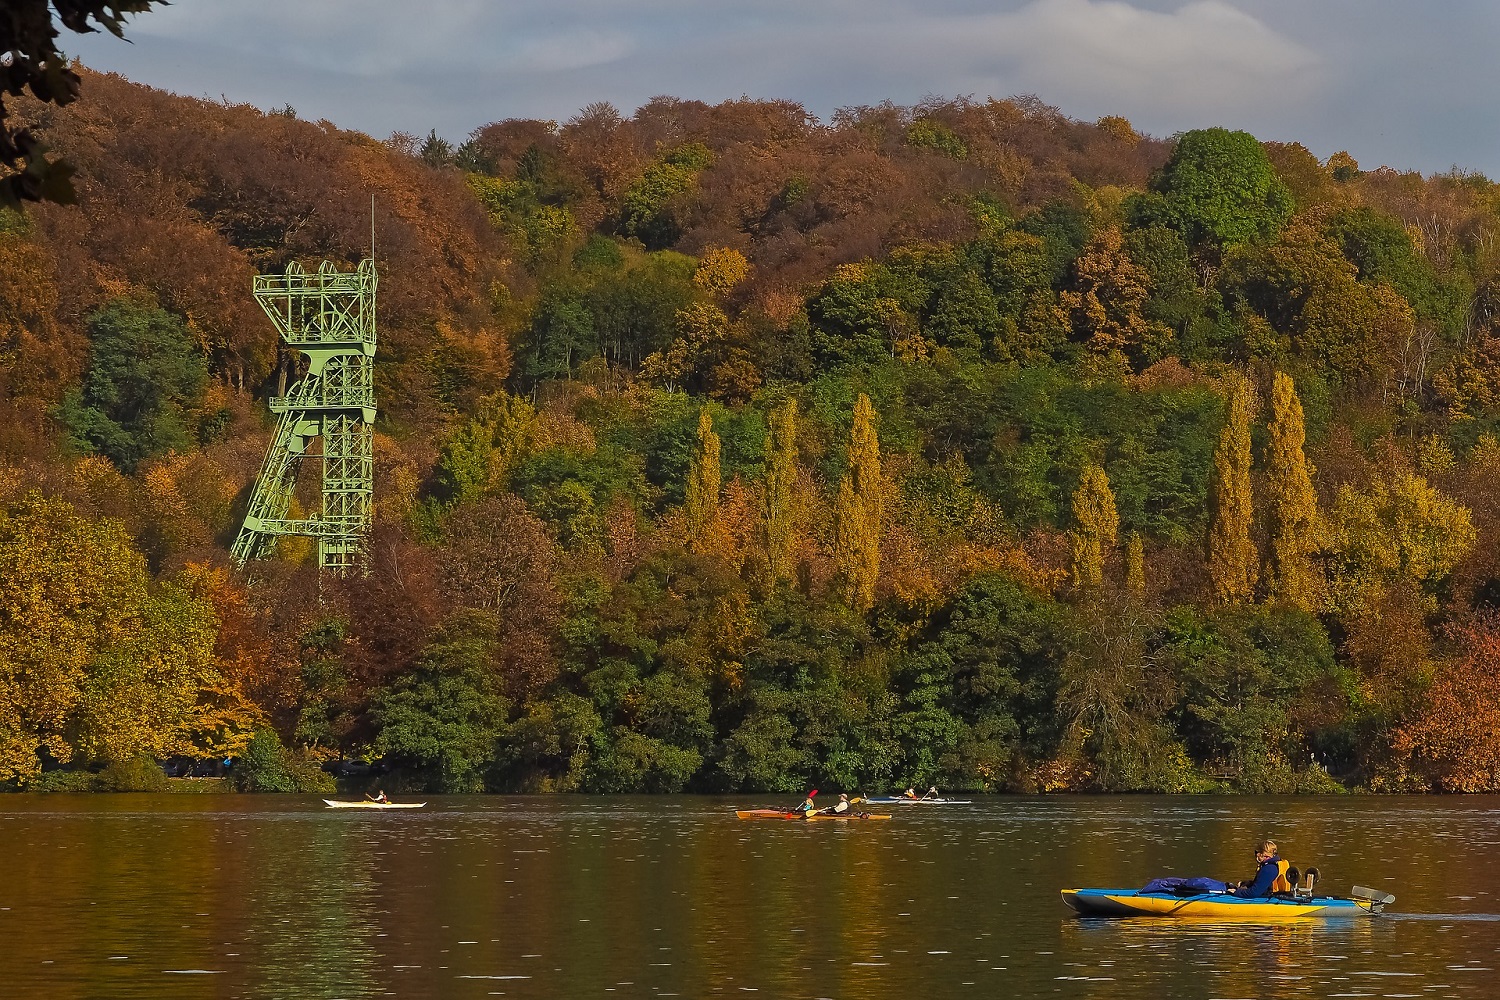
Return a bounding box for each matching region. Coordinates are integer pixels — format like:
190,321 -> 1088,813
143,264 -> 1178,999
861,797 -> 972,805
322,799 -> 427,809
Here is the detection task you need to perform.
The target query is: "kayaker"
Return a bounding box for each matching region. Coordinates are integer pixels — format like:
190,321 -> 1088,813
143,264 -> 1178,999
821,793 -> 851,816
1231,840 -> 1292,898
367,789 -> 389,804
794,790 -> 818,816
901,787 -> 918,799
921,786 -> 939,800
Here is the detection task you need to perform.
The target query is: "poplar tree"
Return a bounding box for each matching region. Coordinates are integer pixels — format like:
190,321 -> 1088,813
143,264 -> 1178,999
684,407 -> 720,553
761,399 -> 798,582
1124,531 -> 1146,600
834,393 -> 883,609
1264,372 -> 1319,610
1070,463 -> 1119,590
1207,374 -> 1257,603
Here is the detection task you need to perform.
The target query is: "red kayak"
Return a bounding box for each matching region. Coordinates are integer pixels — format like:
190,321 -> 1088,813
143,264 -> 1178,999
735,809 -> 891,821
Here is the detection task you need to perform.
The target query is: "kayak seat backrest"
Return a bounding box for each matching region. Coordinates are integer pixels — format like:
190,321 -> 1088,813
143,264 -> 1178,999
1288,865 -> 1319,899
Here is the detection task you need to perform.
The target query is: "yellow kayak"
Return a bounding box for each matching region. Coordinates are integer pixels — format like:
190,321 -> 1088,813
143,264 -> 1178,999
1062,887 -> 1391,918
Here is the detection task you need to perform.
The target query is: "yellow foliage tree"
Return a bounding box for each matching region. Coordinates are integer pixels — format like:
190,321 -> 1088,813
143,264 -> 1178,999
834,393 -> 883,609
1263,373 -> 1320,610
761,399 -> 798,582
693,246 -> 751,297
0,495 -> 226,782
1328,468 -> 1476,601
1207,374 -> 1257,603
1070,464 -> 1119,590
684,407 -> 722,553
1124,532 -> 1146,600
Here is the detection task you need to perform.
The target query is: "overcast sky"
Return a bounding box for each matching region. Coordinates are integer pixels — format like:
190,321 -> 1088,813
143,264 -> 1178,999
64,0 -> 1500,176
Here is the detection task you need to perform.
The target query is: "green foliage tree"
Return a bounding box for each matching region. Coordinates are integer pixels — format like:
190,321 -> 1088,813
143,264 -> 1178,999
905,118 -> 968,159
1207,374 -> 1257,603
1137,127 -> 1293,248
925,268 -> 1000,351
619,143 -> 713,248
372,612 -> 512,793
895,573 -> 1070,788
1156,604 -> 1341,792
523,293 -> 597,382
57,298 -> 208,472
1219,222 -> 1404,386
433,392 -> 537,503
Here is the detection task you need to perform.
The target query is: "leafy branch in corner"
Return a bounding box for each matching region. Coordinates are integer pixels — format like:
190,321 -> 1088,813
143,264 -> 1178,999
1,1 -> 167,209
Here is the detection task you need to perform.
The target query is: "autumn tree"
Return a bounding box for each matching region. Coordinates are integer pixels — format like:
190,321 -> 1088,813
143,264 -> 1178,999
684,407 -> 722,553
1124,532 -> 1146,600
1262,373 -> 1319,610
1392,619 -> 1500,792
1056,225 -> 1165,371
1207,374 -> 1257,603
761,398 -> 798,583
1327,468 -> 1475,603
1070,464 -> 1119,590
0,220 -> 75,400
0,494 -> 221,782
834,393 -> 883,609
694,246 -> 750,297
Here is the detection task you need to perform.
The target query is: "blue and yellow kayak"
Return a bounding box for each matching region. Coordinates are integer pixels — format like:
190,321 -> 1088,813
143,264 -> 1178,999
1062,887 -> 1391,918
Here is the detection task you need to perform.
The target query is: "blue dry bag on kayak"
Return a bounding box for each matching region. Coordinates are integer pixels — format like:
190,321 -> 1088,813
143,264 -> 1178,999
1140,876 -> 1230,895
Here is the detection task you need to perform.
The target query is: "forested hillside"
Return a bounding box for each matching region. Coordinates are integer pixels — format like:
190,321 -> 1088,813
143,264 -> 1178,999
3,68 -> 1500,794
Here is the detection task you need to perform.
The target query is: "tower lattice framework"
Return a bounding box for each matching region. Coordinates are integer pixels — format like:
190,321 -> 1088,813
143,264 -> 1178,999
231,258 -> 377,575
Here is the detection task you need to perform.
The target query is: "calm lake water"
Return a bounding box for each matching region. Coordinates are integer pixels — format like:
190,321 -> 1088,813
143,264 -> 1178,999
2,794 -> 1499,998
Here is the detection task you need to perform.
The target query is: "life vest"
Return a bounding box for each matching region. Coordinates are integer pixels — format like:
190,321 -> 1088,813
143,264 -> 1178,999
1269,858 -> 1292,893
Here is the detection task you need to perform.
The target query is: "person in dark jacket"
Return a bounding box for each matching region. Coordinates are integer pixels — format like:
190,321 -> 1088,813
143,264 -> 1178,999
1232,839 -> 1292,898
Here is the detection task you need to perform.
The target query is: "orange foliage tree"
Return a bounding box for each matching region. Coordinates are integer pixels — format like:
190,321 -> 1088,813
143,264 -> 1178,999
1393,619 -> 1500,791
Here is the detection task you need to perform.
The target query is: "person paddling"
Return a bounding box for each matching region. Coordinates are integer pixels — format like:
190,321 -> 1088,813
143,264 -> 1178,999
366,789 -> 389,804
1231,840 -> 1292,898
793,790 -> 818,817
901,787 -> 918,800
817,793 -> 851,816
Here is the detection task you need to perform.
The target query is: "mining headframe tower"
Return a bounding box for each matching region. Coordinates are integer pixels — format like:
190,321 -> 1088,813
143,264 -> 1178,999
231,258 -> 377,576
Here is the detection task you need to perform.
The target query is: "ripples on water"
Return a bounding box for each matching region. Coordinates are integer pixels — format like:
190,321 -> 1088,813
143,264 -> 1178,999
1,795 -> 1499,998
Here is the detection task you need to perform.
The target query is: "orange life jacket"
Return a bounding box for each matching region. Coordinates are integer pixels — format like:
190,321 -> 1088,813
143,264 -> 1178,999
1269,858 -> 1292,893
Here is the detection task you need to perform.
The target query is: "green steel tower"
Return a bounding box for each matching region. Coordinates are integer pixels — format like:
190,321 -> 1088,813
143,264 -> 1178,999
231,258 -> 377,575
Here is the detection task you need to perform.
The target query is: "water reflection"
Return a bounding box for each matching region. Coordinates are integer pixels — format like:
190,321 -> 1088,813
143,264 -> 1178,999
0,795 -> 1498,998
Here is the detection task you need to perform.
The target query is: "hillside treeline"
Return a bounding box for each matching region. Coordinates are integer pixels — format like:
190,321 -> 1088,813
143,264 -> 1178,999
2,69 -> 1500,793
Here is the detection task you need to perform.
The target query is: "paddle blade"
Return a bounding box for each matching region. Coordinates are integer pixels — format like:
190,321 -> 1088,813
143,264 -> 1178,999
1350,885 -> 1396,906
